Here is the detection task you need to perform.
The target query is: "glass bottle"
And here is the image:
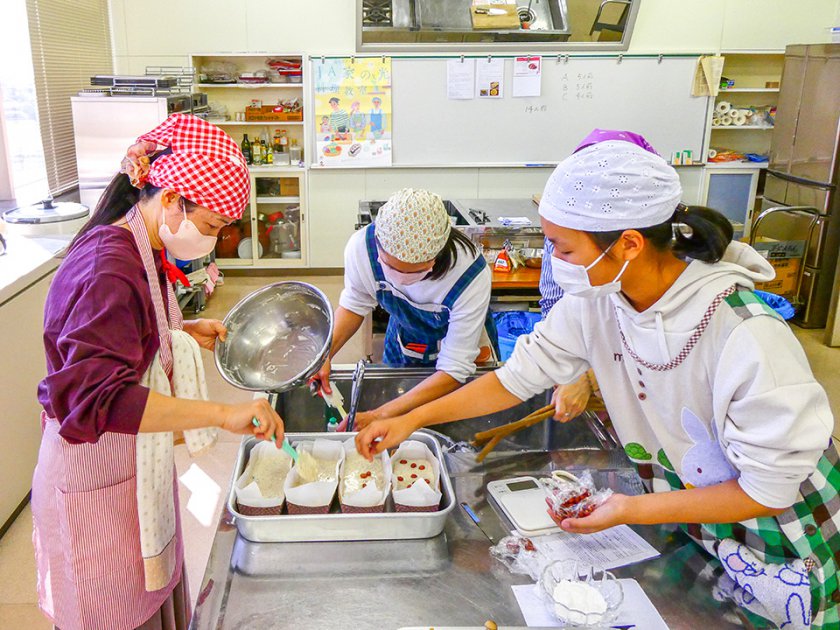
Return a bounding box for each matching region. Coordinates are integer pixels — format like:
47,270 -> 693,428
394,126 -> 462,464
289,139 -> 302,164
241,134 -> 252,165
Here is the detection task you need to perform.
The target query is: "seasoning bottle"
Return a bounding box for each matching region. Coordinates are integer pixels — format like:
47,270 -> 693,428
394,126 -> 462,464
326,417 -> 339,432
273,129 -> 284,154
265,143 -> 274,165
280,129 -> 288,153
241,134 -> 252,165
253,140 -> 263,165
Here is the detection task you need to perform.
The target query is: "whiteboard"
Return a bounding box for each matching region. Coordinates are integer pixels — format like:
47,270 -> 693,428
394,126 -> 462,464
389,56 -> 709,166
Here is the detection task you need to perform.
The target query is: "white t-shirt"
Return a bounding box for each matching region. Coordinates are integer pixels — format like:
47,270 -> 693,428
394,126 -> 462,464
339,228 -> 491,383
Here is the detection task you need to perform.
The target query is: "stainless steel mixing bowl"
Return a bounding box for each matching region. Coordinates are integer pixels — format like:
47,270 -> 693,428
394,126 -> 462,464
215,281 -> 334,392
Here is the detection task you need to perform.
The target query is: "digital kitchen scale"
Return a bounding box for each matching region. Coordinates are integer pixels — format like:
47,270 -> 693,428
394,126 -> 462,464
486,475 -> 561,537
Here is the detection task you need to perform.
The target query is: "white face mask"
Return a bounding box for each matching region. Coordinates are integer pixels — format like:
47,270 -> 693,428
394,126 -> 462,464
159,199 -> 217,260
550,241 -> 630,298
379,257 -> 432,286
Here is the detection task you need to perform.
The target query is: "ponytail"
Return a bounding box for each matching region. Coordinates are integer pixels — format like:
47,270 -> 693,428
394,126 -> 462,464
588,204 -> 733,264
671,205 -> 733,263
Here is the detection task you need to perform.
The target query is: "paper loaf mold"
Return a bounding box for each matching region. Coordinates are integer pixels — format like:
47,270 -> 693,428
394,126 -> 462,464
390,440 -> 442,512
234,440 -> 293,516
338,437 -> 392,514
284,439 -> 344,515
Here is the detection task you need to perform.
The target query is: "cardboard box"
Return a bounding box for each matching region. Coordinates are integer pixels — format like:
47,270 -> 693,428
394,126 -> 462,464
752,237 -> 806,260
755,258 -> 801,296
279,178 -> 299,197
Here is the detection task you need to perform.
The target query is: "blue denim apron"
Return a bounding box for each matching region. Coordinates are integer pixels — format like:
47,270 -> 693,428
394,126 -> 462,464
365,224 -> 497,366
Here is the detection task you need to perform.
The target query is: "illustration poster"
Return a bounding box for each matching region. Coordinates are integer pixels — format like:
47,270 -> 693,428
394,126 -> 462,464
313,57 -> 392,167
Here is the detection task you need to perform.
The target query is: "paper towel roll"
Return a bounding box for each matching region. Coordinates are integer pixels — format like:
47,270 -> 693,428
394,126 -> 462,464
720,114 -> 733,126
708,149 -> 718,159
733,111 -> 747,126
716,101 -> 732,114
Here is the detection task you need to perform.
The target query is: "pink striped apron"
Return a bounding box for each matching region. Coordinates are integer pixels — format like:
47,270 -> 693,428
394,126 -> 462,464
32,208 -> 187,630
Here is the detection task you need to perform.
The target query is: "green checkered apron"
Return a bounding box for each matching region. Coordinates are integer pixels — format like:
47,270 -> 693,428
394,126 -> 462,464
624,290 -> 840,628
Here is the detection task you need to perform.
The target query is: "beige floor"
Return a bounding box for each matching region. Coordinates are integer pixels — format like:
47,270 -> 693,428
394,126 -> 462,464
2,274 -> 839,627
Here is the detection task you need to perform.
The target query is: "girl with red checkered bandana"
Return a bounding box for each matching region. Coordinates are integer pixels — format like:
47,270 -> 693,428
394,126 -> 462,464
32,114 -> 284,630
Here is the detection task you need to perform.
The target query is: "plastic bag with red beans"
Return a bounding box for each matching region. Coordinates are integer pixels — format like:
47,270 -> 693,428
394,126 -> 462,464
540,471 -> 612,522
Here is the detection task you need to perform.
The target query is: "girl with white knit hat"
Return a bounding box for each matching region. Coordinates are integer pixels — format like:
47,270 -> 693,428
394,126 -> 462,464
315,187 -> 496,426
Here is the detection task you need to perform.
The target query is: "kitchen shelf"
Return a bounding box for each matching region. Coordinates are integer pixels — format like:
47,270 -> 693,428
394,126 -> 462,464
706,161 -> 769,169
719,88 -> 780,93
195,83 -> 303,89
215,120 -> 304,126
711,126 -> 775,131
256,196 -> 300,203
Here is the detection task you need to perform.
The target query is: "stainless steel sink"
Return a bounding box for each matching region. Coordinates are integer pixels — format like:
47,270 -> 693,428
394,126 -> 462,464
371,0 -> 570,42
272,364 -> 606,451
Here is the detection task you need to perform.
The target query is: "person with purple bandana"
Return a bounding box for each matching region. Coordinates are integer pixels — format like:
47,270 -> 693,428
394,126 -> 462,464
545,130 -> 665,422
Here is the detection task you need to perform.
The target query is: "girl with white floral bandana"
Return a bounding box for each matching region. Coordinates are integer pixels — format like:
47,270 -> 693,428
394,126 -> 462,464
315,188 -> 496,427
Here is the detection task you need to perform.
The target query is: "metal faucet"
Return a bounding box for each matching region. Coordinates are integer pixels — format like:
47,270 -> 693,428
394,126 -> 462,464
347,359 -> 367,432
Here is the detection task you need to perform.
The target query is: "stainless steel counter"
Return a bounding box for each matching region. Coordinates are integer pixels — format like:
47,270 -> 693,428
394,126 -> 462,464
190,448 -> 764,629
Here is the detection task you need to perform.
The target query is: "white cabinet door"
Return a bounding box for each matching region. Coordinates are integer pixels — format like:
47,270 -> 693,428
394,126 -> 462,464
0,271 -> 53,525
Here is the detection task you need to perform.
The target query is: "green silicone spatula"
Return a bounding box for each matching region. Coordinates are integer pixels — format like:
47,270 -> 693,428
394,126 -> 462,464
251,417 -> 298,461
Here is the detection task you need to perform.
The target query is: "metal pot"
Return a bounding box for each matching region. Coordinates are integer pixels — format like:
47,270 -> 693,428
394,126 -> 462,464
3,198 -> 89,237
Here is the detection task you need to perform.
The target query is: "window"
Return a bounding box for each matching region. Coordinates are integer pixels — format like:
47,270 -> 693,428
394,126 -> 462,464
26,0 -> 113,195
0,0 -> 48,203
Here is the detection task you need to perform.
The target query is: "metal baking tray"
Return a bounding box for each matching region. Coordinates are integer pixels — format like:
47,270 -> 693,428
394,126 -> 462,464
227,430 -> 456,542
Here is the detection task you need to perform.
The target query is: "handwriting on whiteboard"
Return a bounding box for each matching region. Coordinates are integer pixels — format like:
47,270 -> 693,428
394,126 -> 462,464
525,105 -> 548,114
555,71 -> 595,101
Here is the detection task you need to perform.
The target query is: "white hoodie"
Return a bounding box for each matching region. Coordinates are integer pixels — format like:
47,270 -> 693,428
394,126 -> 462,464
497,242 -> 834,509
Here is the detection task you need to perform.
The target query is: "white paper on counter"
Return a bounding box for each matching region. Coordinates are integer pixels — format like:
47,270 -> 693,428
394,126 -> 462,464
338,437 -> 393,508
532,525 -> 660,571
512,579 -> 669,628
284,439 -> 345,508
512,56 -> 542,98
447,58 -> 476,99
234,441 -> 292,508
476,57 -> 505,98
390,440 -> 442,508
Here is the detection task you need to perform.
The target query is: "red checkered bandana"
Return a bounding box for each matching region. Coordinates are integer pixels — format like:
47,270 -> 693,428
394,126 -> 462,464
132,113 -> 250,220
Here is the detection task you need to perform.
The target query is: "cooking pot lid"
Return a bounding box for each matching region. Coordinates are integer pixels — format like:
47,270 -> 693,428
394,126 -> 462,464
4,198 -> 89,224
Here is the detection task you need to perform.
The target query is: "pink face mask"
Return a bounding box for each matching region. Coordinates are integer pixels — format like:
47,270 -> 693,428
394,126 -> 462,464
378,256 -> 433,286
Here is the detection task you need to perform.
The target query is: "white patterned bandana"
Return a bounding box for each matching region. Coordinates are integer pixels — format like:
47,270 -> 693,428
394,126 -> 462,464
539,141 -> 682,232
375,188 -> 451,263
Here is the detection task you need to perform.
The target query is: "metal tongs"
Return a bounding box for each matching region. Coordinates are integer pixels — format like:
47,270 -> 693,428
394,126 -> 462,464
346,360 -> 366,432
